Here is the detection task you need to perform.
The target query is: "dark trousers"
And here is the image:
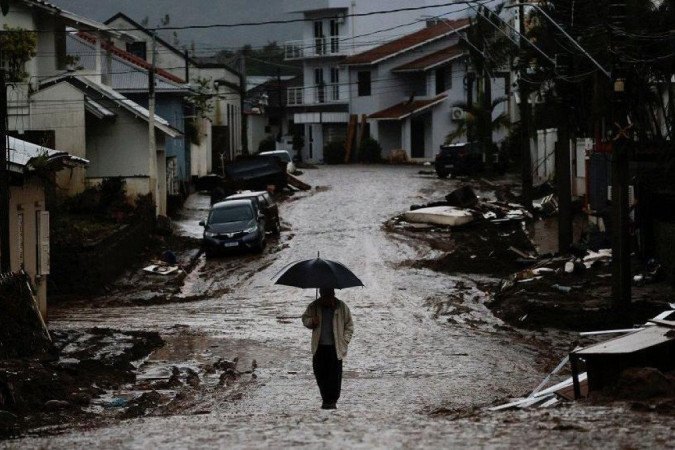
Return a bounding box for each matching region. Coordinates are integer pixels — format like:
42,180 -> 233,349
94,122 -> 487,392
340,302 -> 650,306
313,344 -> 343,405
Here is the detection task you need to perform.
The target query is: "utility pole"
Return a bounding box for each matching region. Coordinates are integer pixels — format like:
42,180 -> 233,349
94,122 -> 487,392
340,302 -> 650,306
277,67 -> 283,141
0,60 -> 11,273
555,96 -> 573,253
610,0 -> 631,310
518,2 -> 533,210
240,54 -> 248,155
148,32 -> 158,217
555,47 -> 574,253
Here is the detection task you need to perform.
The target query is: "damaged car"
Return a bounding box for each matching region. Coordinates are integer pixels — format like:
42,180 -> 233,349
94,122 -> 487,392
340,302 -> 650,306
200,199 -> 266,256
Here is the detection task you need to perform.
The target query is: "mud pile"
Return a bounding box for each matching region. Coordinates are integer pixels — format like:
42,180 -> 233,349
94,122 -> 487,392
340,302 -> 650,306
0,328 -> 163,439
491,257 -> 673,330
0,274 -> 53,359
589,367 -> 675,415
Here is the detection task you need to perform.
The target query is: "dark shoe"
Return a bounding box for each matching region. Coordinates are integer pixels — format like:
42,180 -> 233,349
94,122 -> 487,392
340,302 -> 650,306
326,403 -> 337,410
321,403 -> 330,409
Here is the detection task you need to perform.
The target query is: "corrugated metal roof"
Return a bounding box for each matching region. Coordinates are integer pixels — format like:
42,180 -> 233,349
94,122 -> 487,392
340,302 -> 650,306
39,74 -> 182,138
84,97 -> 116,119
368,95 -> 447,121
341,19 -> 470,66
7,136 -> 88,173
392,44 -> 465,73
67,34 -> 188,93
19,0 -> 130,39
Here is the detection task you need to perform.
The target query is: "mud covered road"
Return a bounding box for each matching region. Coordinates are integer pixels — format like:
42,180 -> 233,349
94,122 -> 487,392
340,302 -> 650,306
8,166 -> 674,449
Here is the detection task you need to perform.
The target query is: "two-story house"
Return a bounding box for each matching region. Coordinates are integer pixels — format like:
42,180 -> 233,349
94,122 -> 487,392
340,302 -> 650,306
340,17 -> 508,161
282,0 -> 465,162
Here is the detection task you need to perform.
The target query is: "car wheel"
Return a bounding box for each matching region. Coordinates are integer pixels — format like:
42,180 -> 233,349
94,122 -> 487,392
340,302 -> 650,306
254,234 -> 266,254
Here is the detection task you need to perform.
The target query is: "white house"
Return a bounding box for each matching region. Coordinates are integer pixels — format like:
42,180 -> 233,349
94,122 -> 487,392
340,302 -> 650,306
283,0 -> 459,162
2,0 -> 128,195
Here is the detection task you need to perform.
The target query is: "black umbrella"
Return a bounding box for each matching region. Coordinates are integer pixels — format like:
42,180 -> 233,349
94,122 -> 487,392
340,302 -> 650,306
274,254 -> 364,289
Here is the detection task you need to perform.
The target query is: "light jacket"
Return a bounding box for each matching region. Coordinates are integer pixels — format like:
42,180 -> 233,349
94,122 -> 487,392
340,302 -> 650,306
302,298 -> 353,360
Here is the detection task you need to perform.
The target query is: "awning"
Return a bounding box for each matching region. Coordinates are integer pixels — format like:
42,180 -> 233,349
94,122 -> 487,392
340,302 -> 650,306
368,95 -> 447,121
392,44 -> 464,73
7,136 -> 89,174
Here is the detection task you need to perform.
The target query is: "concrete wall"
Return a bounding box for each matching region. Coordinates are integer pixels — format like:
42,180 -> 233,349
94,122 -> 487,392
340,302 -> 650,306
29,82 -> 88,194
85,112 -> 150,179
190,118 -> 212,177
9,178 -> 48,318
248,114 -> 270,154
128,94 -> 189,184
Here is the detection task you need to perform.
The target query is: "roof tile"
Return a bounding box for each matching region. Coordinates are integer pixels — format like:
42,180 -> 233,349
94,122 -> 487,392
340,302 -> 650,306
341,18 -> 469,66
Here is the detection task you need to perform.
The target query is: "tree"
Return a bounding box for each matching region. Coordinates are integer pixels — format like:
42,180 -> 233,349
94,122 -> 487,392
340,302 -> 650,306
461,6 -> 517,173
0,26 -> 37,82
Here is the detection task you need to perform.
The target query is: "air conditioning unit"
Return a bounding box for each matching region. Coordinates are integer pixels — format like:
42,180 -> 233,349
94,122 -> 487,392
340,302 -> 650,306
450,107 -> 466,121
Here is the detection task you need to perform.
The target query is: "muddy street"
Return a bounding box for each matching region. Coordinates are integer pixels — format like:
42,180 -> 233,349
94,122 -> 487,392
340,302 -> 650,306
7,166 -> 672,449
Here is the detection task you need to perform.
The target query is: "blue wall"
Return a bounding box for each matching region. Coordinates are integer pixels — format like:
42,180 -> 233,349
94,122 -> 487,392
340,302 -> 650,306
128,94 -> 190,185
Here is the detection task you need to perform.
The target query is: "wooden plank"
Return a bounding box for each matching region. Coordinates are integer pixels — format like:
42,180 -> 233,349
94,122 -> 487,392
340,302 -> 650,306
287,173 -> 311,191
356,113 -> 368,150
579,328 -> 644,336
648,319 -> 675,329
343,114 -> 358,163
575,326 -> 675,355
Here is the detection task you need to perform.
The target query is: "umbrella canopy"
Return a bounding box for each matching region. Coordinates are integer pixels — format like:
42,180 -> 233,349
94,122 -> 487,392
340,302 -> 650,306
275,257 -> 364,289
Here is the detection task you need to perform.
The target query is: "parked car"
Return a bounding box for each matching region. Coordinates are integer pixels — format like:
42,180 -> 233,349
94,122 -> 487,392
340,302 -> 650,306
225,190 -> 281,235
200,199 -> 266,255
258,150 -> 297,174
434,142 -> 506,178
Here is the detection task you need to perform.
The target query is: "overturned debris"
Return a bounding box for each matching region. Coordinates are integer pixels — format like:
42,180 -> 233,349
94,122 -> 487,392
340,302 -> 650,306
403,206 -> 474,227
570,311 -> 675,398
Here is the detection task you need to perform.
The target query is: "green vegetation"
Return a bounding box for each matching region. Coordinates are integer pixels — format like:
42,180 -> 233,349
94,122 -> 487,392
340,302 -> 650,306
0,25 -> 37,82
323,140 -> 346,164
358,137 -> 383,163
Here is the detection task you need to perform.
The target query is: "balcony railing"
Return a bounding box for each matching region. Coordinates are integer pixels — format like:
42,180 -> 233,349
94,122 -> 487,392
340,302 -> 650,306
284,36 -> 350,60
287,85 -> 345,106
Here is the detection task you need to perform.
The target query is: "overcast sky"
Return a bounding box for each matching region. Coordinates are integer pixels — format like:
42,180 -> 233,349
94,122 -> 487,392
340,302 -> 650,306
50,0 -> 485,56
49,0 -> 301,53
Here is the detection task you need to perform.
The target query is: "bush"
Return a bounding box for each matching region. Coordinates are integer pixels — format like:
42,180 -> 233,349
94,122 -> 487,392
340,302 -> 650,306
258,135 -> 276,153
323,140 -> 346,164
358,137 -> 383,163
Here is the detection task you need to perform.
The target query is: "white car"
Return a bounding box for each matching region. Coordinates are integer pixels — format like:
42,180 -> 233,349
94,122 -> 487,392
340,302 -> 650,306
258,150 -> 297,174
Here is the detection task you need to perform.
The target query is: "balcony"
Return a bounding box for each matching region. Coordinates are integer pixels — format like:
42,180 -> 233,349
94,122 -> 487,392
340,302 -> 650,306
287,85 -> 346,106
284,36 -> 351,60
284,0 -> 349,13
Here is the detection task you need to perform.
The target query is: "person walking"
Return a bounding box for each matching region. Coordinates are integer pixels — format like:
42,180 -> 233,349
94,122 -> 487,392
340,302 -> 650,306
302,287 -> 353,409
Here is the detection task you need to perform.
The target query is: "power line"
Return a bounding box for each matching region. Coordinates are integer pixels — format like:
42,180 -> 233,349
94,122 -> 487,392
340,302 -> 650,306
3,1 -> 485,34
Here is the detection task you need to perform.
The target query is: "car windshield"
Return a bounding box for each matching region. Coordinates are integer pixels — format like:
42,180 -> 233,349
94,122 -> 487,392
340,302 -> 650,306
209,204 -> 253,224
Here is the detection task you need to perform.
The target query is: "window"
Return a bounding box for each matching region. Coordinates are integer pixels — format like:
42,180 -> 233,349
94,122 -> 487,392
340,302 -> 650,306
126,41 -> 147,60
329,20 -> 340,53
358,71 -> 371,97
330,67 -> 340,101
314,21 -> 325,55
315,68 -> 326,103
435,67 -> 446,94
